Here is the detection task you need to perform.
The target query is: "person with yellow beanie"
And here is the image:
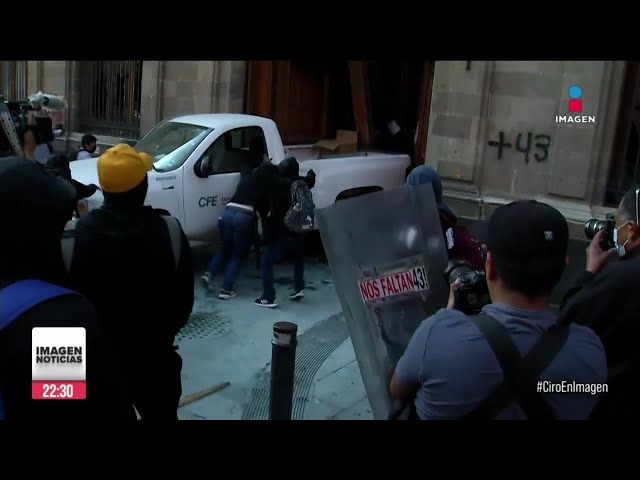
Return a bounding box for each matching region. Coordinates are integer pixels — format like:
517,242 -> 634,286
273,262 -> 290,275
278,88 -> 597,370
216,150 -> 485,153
65,143 -> 195,420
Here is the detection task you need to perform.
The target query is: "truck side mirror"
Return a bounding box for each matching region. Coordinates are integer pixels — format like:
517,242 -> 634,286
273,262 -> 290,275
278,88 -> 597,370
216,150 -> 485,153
195,155 -> 213,178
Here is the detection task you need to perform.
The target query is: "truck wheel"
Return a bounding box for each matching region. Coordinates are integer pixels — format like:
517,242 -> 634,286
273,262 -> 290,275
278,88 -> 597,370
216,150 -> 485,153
335,186 -> 382,202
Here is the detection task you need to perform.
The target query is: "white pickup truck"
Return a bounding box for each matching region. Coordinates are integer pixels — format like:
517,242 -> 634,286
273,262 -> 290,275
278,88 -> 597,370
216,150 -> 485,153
70,114 -> 411,243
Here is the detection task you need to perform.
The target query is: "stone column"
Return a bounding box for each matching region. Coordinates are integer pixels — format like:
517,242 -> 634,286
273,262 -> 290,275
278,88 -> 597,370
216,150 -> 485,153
139,61 -> 162,137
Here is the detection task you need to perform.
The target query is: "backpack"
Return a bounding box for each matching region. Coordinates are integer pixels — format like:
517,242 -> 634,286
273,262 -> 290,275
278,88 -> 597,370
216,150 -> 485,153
0,280 -> 78,420
61,215 -> 182,273
284,179 -> 315,234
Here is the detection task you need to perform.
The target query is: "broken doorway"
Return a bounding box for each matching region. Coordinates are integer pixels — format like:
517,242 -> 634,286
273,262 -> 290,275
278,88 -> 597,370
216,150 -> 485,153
243,59 -> 435,162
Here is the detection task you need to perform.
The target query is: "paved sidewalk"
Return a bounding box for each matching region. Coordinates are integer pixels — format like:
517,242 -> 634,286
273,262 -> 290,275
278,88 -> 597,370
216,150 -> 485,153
176,253 -> 372,420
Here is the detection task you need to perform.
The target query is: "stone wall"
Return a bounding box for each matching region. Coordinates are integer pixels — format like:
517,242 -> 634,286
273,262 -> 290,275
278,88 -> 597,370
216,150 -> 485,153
139,61 -> 246,137
26,61 -> 248,151
425,61 -> 626,235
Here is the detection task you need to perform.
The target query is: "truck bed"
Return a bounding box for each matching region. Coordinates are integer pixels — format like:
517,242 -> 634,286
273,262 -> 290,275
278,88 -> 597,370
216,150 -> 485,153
283,144 -> 406,162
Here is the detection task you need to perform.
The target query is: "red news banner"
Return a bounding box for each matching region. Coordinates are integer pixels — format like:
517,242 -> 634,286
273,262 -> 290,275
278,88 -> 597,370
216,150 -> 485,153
32,327 -> 86,400
358,265 -> 429,302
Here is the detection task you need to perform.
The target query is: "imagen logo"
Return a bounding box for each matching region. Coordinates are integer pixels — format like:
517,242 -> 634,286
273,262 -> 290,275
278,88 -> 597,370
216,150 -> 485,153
32,327 -> 86,400
555,85 -> 596,124
569,85 -> 583,113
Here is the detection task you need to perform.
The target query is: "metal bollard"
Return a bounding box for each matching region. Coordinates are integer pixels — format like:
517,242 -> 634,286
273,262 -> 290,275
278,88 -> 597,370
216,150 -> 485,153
269,321 -> 298,420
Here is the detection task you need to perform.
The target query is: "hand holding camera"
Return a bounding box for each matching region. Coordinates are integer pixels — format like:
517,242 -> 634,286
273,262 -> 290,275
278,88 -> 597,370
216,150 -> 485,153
446,278 -> 461,310
586,230 -> 616,274
584,214 -> 617,274
443,259 -> 491,315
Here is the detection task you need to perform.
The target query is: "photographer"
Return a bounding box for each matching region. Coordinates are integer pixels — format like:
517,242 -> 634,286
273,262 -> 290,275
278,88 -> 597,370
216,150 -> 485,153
389,200 -> 607,420
559,186 -> 640,420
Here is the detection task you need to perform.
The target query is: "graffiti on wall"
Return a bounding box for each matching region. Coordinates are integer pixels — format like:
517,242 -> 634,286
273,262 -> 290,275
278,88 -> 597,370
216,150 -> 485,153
487,131 -> 551,164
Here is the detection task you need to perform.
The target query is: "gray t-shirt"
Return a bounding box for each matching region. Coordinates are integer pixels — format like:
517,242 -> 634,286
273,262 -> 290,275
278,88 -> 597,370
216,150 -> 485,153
394,303 -> 607,420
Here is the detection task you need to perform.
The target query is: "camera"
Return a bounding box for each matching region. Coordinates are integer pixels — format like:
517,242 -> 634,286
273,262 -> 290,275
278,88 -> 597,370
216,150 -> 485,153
443,259 -> 491,315
584,213 -> 616,251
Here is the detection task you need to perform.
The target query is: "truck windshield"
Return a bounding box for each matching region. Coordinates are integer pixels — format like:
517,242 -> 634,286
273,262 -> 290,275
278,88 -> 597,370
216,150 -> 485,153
134,121 -> 212,172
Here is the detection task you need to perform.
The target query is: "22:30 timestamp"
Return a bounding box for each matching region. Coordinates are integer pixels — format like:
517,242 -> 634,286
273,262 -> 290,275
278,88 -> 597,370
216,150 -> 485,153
32,381 -> 86,400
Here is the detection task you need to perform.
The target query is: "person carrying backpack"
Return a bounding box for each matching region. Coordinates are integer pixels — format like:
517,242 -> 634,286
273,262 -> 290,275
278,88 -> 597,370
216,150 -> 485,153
65,144 -> 194,420
255,157 -> 316,308
406,165 -> 485,270
0,156 -> 135,421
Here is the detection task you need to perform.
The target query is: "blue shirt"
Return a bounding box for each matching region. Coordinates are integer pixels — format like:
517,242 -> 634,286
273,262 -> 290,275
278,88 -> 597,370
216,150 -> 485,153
394,304 -> 607,420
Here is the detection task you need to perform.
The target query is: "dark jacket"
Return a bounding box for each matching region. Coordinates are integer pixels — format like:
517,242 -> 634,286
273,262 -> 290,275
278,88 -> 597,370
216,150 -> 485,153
261,157 -> 315,241
0,157 -> 135,420
228,165 -> 271,221
559,248 -> 640,419
68,185 -> 194,360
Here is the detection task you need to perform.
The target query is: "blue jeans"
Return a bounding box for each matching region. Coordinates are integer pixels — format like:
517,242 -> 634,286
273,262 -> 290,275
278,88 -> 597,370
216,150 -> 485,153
261,235 -> 305,301
207,208 -> 254,291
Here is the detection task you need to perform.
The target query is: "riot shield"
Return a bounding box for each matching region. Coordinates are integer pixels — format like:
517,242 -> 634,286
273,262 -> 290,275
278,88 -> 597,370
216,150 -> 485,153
316,183 -> 449,420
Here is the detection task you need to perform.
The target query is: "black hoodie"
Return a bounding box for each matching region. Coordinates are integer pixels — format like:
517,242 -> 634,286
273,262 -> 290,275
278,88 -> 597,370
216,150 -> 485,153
67,177 -> 194,360
0,157 -> 135,420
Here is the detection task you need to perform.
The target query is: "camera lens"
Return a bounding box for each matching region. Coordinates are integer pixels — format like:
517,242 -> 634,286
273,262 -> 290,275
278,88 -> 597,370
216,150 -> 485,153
584,219 -> 605,240
443,260 -> 474,285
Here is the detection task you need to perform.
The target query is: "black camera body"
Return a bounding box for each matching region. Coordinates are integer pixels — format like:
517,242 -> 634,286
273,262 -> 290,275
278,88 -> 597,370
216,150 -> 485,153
584,213 -> 616,251
443,259 -> 491,315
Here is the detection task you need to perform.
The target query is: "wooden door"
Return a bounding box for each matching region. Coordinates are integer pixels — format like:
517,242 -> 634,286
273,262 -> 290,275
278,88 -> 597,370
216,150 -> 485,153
244,61 -> 273,119
245,60 -> 330,145
414,61 -> 436,166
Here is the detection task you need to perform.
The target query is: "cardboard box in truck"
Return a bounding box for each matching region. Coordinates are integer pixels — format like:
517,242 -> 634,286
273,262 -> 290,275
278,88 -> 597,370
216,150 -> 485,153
314,130 -> 358,157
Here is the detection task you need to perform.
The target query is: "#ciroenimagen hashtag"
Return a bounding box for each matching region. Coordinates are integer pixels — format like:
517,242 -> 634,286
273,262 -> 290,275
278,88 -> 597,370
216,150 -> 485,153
537,380 -> 608,395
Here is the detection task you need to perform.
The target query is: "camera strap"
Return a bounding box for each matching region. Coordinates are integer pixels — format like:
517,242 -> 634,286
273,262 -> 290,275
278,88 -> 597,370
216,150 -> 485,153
460,314 -> 570,420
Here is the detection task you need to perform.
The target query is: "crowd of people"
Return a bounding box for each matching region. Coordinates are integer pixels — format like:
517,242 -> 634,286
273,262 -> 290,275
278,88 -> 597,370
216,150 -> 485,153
0,138 -> 315,420
1,124 -> 638,420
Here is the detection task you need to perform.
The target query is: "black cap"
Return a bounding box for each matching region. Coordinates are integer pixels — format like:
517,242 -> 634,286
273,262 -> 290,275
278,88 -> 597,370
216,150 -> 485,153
487,200 -> 569,267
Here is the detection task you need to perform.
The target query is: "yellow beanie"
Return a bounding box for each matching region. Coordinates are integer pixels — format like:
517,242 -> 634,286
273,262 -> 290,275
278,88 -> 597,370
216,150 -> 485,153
97,144 -> 153,193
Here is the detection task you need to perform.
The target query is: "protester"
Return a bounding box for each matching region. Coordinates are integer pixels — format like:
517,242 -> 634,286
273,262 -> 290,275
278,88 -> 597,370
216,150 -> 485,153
390,200 -> 607,420
69,134 -> 98,161
0,156 -> 135,420
201,158 -> 272,299
406,165 -> 484,270
560,186 -> 640,420
66,144 -> 194,420
255,157 -> 315,308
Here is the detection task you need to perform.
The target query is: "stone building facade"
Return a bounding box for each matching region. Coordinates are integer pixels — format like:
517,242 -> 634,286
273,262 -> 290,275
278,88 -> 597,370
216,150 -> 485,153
425,61 -> 627,236
2,60 -> 630,235
1,60 -> 246,152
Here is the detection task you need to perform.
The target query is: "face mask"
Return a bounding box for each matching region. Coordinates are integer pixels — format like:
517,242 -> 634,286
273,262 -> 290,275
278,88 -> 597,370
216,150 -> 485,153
613,221 -> 631,257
